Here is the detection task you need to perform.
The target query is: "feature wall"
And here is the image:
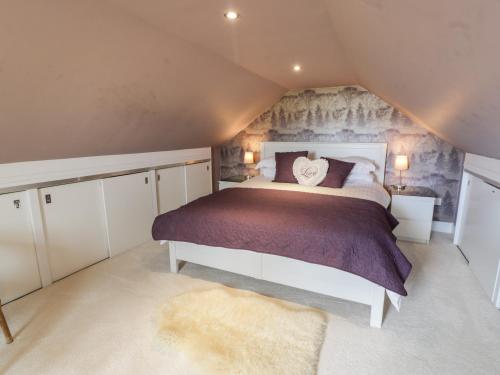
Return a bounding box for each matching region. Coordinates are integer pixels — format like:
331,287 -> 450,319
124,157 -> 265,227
221,86 -> 464,222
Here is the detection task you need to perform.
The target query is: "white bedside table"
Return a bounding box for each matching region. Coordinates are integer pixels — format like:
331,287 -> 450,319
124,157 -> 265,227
390,187 -> 436,244
218,175 -> 249,190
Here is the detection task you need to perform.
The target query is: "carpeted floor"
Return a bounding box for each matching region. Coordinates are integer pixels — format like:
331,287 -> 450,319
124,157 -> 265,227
0,233 -> 499,374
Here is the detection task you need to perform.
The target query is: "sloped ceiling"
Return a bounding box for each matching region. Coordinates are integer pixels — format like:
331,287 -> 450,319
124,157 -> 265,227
324,0 -> 500,159
1,0 -> 500,163
0,0 -> 285,163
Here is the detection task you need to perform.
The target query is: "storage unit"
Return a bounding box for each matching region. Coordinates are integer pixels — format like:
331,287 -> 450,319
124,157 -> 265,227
40,180 -> 109,281
0,148 -> 211,300
458,174 -> 500,307
157,166 -> 186,214
0,191 -> 41,303
390,187 -> 435,244
102,172 -> 155,257
185,161 -> 212,202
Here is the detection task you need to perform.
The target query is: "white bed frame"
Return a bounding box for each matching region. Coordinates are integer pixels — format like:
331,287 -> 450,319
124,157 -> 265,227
167,142 -> 389,328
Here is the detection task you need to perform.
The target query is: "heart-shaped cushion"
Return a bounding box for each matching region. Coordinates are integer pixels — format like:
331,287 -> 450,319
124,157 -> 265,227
292,157 -> 329,186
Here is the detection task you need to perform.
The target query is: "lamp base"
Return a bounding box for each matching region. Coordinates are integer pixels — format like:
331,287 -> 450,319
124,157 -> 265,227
392,184 -> 406,192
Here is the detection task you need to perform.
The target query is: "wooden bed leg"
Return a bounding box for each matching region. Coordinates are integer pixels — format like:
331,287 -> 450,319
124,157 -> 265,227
0,301 -> 13,344
168,242 -> 178,273
370,287 -> 385,328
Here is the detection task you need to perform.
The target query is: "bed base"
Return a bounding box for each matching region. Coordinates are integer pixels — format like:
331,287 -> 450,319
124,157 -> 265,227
167,241 -> 386,328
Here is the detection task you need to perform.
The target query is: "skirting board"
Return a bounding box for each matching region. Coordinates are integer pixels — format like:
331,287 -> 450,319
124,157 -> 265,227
432,221 -> 454,234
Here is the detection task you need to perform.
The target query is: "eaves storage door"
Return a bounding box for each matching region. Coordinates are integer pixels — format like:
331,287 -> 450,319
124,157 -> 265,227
0,191 -> 41,303
459,174 -> 500,304
185,162 -> 212,203
102,172 -> 155,257
41,180 -> 109,281
157,166 -> 186,214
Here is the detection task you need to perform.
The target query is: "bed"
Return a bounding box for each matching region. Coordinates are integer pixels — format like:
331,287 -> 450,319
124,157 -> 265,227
152,142 -> 411,327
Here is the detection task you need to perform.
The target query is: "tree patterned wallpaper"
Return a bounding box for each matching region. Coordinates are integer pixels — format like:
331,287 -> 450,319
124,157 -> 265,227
220,86 -> 464,222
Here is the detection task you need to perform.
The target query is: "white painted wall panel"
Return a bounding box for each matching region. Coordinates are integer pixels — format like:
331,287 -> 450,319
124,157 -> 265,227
0,191 -> 41,303
157,166 -> 186,214
0,148 -> 211,190
185,162 -> 212,203
102,172 -> 155,257
40,180 -> 108,281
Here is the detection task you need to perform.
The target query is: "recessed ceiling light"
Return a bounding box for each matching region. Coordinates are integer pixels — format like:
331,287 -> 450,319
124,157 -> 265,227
293,64 -> 302,72
224,10 -> 239,20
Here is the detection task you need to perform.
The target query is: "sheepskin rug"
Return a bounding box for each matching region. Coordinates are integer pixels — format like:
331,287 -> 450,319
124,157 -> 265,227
158,287 -> 327,375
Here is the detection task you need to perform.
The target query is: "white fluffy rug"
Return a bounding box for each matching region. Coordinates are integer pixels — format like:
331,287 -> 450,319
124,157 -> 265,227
158,287 -> 327,375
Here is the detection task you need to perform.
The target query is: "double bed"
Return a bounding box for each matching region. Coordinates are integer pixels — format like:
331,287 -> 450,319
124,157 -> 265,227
152,142 -> 411,328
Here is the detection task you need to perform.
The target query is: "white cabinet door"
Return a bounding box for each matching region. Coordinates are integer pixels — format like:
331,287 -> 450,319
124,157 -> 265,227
102,172 -> 155,257
40,180 -> 109,281
185,162 -> 212,203
0,191 -> 41,303
459,175 -> 500,302
157,166 -> 187,214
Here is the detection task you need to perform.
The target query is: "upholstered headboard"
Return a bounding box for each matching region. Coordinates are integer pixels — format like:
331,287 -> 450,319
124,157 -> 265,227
260,142 -> 388,184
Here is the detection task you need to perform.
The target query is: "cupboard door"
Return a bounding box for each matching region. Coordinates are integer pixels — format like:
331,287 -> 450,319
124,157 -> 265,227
185,162 -> 212,203
102,172 -> 155,257
0,191 -> 41,303
459,175 -> 500,301
41,180 -> 108,281
157,166 -> 186,214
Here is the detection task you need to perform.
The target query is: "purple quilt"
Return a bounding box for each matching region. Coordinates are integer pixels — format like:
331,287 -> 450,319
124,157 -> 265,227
152,188 -> 412,295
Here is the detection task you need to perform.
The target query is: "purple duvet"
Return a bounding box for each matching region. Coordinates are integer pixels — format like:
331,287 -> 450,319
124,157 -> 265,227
152,188 -> 412,295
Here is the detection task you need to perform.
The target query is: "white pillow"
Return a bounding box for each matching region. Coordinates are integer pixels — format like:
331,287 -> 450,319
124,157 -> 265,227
344,173 -> 376,186
259,167 -> 275,180
338,156 -> 376,175
255,157 -> 276,170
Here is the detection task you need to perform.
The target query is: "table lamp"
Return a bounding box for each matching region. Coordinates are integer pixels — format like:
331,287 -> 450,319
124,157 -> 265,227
393,155 -> 408,192
244,151 -> 254,180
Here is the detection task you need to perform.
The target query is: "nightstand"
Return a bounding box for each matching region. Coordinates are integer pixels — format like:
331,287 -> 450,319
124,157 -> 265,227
390,186 -> 436,244
218,175 -> 249,190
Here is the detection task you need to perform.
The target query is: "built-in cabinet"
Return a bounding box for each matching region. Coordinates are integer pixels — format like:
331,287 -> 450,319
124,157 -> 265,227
40,180 -> 109,281
186,161 -> 212,203
457,174 -> 500,307
102,172 -> 155,257
0,191 -> 41,303
157,166 -> 186,214
0,155 -> 212,304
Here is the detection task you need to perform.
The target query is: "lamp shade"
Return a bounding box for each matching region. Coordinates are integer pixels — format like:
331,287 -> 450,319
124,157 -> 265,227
244,151 -> 254,164
394,155 -> 409,171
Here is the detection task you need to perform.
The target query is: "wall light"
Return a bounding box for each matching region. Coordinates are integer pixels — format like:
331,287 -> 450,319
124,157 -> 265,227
293,64 -> 302,72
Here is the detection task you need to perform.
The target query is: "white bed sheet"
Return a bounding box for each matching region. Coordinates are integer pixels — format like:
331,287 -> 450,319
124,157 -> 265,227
237,175 -> 391,208
235,175 -> 403,310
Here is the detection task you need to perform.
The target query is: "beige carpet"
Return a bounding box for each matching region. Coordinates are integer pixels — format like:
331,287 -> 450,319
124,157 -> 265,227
158,287 -> 326,375
1,233 -> 500,374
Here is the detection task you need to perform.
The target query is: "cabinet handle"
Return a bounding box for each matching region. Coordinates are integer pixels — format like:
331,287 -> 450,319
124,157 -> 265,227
145,177 -> 149,184
157,174 -> 160,182
13,199 -> 20,209
206,165 -> 210,171
45,194 -> 52,204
